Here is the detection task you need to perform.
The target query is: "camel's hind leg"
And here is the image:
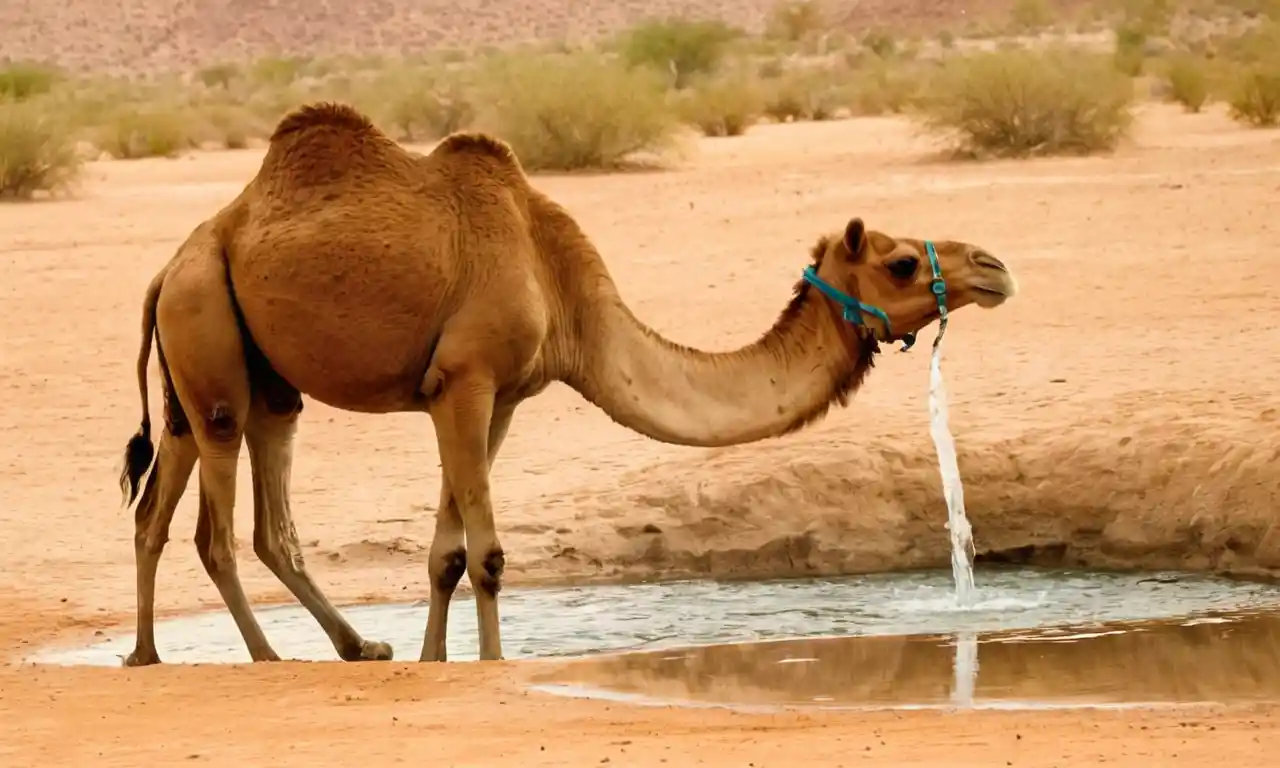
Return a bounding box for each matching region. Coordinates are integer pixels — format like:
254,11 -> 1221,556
244,383 -> 393,661
124,425 -> 198,667
157,241 -> 279,662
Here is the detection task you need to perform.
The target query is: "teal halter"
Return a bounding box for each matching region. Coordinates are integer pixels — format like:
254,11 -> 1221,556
802,241 -> 948,352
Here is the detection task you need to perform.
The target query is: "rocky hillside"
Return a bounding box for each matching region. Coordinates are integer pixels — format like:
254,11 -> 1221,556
1,0 -> 1058,74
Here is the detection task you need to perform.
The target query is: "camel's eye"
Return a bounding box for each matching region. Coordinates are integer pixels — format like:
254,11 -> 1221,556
887,256 -> 918,280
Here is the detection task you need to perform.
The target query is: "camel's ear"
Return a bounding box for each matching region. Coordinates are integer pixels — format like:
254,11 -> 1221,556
843,217 -> 867,261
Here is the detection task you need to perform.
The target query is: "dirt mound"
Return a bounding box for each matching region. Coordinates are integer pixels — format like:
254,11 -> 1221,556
2,0 -> 1068,74
512,393 -> 1280,586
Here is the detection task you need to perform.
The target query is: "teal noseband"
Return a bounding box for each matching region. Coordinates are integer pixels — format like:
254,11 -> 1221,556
802,241 -> 948,353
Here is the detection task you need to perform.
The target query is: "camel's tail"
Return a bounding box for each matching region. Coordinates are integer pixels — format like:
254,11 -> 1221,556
119,263 -> 170,507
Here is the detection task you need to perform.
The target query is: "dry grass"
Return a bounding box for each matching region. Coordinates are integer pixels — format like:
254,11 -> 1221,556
0,102 -> 81,201
471,51 -> 680,171
914,47 -> 1136,159
4,1 -> 1280,192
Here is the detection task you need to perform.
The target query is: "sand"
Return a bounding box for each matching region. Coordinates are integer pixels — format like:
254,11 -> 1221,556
1,105 -> 1278,765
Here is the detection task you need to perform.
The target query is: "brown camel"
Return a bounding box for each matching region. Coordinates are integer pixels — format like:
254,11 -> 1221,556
117,102 -> 1018,666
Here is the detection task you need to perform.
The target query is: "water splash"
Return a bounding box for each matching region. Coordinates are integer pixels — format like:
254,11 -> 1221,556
928,339 -> 977,607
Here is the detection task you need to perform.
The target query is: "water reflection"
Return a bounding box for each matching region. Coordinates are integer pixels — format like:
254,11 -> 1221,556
539,609 -> 1280,707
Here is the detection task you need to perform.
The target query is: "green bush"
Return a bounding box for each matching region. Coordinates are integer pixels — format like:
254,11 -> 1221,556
678,73 -> 765,136
1164,54 -> 1210,112
1227,64 -> 1280,126
0,62 -> 62,102
915,48 -> 1135,159
0,103 -> 81,200
474,53 -> 679,171
617,17 -> 742,88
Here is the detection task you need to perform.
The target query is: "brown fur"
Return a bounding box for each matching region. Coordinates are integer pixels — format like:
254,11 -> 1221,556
116,101 -> 1018,665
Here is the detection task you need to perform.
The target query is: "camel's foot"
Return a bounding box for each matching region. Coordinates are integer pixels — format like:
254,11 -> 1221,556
123,647 -> 161,667
341,639 -> 394,662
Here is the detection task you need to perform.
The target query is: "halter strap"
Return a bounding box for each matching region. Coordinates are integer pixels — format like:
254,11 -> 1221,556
801,240 -> 948,353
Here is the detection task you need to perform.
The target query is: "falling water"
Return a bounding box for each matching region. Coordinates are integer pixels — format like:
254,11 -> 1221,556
928,340 -> 977,607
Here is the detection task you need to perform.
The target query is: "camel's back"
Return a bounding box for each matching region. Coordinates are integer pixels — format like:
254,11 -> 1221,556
220,103 -> 546,412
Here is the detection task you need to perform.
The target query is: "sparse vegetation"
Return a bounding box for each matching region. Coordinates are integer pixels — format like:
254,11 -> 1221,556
4,1 -> 1280,184
915,48 -> 1135,159
1226,63 -> 1280,125
472,52 -> 679,170
616,17 -> 742,89
0,103 -> 80,200
678,72 -> 765,137
0,62 -> 62,102
1164,54 -> 1211,112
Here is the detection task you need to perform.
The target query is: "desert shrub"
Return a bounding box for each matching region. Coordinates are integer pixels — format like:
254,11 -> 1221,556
1113,24 -> 1149,75
678,73 -> 765,136
0,103 -> 80,200
0,62 -> 62,102
1163,54 -> 1211,112
617,17 -> 742,89
249,56 -> 310,87
196,104 -> 262,149
473,52 -> 678,171
96,108 -> 195,159
915,48 -> 1135,159
354,67 -> 475,142
1226,63 -> 1280,126
196,63 -> 241,89
850,60 -> 927,115
762,68 -> 839,122
766,1 -> 828,42
862,30 -> 897,58
1011,0 -> 1053,32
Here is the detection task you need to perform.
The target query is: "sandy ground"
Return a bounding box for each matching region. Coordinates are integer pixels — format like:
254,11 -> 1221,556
1,105 -> 1279,765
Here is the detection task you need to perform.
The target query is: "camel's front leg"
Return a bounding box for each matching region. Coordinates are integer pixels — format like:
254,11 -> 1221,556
422,403 -> 515,662
427,374 -> 505,661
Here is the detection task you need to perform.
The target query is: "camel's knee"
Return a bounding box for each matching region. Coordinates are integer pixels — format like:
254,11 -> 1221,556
431,547 -> 468,594
204,401 -> 243,444
194,513 -> 236,577
467,546 -> 505,597
134,527 -> 168,556
252,526 -> 305,575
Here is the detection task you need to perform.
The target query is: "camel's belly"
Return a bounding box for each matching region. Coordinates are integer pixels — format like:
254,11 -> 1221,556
232,270 -> 443,414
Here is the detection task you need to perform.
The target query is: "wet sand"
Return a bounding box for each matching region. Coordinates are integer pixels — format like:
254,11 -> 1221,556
1,105 -> 1279,764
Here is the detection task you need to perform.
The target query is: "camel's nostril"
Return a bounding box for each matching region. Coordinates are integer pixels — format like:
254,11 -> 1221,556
970,251 -> 1007,272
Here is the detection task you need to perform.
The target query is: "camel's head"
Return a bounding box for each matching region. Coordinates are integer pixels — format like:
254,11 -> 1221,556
804,217 -> 1017,346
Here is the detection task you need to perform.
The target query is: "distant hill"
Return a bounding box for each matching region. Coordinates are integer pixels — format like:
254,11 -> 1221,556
0,0 -> 1070,75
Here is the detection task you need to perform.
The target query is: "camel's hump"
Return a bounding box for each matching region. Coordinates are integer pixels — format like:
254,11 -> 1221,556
431,132 -> 524,173
270,102 -> 377,143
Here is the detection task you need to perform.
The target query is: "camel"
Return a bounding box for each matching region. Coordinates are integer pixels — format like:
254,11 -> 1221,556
117,102 -> 1018,666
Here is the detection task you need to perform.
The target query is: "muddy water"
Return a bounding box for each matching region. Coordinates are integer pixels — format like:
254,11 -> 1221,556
533,609 -> 1280,710
26,567 -> 1280,666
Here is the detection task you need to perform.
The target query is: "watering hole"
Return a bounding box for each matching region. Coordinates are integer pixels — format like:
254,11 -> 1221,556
27,567 -> 1280,676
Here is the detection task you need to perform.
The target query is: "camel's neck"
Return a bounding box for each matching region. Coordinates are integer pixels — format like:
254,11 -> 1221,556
554,242 -> 877,448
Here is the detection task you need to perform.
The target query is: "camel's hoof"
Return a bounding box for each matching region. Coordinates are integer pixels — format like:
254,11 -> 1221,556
358,640 -> 394,661
123,649 -> 160,668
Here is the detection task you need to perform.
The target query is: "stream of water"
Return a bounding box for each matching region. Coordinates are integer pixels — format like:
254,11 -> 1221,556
928,336 -> 978,607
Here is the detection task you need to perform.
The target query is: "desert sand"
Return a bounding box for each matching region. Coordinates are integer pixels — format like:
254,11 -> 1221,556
1,106 -> 1278,765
